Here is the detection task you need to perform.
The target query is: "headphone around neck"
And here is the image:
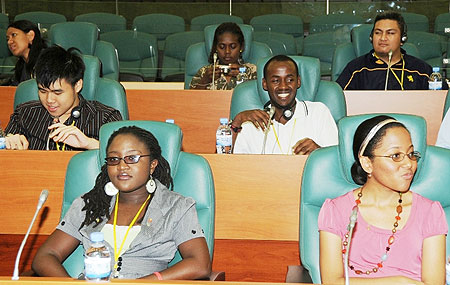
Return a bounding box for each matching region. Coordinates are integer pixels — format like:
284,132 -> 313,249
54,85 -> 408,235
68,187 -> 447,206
264,99 -> 302,122
71,106 -> 81,119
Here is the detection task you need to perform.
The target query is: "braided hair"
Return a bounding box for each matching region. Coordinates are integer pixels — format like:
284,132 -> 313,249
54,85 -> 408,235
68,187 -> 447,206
80,126 -> 173,229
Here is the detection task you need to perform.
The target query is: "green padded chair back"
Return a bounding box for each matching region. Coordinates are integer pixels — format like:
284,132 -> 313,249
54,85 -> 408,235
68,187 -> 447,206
101,30 -> 158,80
407,31 -> 443,68
14,11 -> 66,30
253,31 -> 297,55
299,113 -> 450,283
184,24 -> 272,88
190,14 -> 243,31
0,13 -> 8,29
401,12 -> 429,32
250,14 -> 303,38
133,14 -> 185,41
75,13 -> 126,34
435,13 -> 450,36
161,31 -> 204,81
61,120 -> 215,277
50,22 -> 119,81
309,14 -> 364,34
13,55 -> 128,119
229,55 -> 346,123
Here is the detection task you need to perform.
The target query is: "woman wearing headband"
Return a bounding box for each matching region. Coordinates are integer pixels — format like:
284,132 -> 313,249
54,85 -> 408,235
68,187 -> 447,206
318,115 -> 447,284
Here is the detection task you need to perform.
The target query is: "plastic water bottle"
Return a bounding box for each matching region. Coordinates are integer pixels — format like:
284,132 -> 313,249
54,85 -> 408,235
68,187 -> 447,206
84,232 -> 111,281
236,66 -> 248,85
0,123 -> 6,150
429,67 -> 443,90
216,118 -> 232,154
165,119 -> 175,124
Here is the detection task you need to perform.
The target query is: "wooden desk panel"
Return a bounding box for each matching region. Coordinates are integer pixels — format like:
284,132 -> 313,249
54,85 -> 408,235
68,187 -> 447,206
0,87 -> 15,130
127,90 -> 232,153
345,90 -> 447,145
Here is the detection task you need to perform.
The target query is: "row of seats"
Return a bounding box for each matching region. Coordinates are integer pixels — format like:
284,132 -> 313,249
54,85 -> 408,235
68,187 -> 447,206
1,11 -> 449,81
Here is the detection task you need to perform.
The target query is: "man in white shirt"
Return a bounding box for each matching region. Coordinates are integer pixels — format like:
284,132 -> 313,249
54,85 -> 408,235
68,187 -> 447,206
233,55 -> 338,155
436,109 -> 450,149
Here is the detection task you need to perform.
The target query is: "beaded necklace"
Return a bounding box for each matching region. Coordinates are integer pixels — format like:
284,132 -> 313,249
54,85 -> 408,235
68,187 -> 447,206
342,188 -> 403,275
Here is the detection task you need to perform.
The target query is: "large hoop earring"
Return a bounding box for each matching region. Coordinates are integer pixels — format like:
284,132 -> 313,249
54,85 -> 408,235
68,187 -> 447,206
146,175 -> 156,194
104,181 -> 118,196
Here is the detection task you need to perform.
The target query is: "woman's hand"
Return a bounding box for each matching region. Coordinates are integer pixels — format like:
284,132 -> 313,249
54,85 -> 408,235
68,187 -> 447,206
200,66 -> 221,85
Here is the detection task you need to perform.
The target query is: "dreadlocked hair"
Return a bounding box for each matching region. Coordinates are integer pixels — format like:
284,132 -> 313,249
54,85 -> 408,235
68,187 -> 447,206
80,164 -> 112,229
80,125 -> 174,229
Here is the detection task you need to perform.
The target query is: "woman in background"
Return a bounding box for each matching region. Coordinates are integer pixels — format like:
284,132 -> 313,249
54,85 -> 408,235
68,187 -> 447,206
6,20 -> 47,85
190,22 -> 256,90
319,115 -> 446,284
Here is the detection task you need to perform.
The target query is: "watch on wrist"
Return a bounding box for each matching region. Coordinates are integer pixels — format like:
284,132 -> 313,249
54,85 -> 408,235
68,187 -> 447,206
228,121 -> 242,133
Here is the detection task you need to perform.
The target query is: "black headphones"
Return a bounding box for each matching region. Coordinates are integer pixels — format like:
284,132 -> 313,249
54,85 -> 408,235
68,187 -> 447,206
369,21 -> 408,44
264,99 -> 298,122
71,106 -> 81,119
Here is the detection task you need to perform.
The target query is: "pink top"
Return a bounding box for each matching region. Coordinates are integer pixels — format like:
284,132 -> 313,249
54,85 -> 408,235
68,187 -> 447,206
318,191 -> 448,281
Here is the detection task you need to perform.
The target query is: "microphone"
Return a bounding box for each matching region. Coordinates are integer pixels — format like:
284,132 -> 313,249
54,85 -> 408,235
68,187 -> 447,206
384,50 -> 393,91
261,106 -> 275,154
12,189 -> 49,280
212,52 -> 218,90
344,206 -> 358,285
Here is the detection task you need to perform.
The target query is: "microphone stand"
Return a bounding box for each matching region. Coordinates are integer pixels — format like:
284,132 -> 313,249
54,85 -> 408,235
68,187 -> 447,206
212,53 -> 218,90
12,189 -> 49,280
344,206 -> 358,285
384,50 -> 393,91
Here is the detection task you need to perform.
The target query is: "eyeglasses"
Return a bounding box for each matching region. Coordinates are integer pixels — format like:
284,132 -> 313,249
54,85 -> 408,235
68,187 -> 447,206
371,151 -> 421,162
105,154 -> 151,166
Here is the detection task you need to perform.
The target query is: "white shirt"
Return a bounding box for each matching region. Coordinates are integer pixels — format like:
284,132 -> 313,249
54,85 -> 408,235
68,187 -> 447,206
233,100 -> 338,154
436,109 -> 450,149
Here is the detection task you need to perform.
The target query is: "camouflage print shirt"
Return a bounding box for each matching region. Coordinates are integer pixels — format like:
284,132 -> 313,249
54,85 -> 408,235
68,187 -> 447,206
189,62 -> 257,90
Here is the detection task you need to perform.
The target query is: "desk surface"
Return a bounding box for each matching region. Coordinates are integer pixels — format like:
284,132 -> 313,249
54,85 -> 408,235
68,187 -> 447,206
0,276 -> 312,284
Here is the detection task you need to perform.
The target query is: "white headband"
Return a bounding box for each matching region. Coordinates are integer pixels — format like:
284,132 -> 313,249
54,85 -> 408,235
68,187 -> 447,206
358,119 -> 399,157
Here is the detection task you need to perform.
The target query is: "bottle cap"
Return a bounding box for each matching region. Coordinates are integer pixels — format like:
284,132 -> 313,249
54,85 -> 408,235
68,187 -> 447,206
90,232 -> 104,242
165,119 -> 175,124
433,67 -> 440,72
220,118 -> 229,125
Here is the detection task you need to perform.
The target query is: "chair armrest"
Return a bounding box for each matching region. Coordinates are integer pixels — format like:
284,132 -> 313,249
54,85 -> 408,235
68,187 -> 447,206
208,270 -> 225,281
285,265 -> 312,283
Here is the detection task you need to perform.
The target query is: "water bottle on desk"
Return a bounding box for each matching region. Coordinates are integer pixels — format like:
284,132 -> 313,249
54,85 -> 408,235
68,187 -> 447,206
216,118 -> 232,154
0,123 -> 6,150
429,67 -> 443,90
84,232 -> 111,281
446,256 -> 450,285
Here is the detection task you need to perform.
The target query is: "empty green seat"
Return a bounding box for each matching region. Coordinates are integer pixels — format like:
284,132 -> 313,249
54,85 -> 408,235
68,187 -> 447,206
14,11 -> 66,30
190,14 -> 243,31
75,12 -> 126,34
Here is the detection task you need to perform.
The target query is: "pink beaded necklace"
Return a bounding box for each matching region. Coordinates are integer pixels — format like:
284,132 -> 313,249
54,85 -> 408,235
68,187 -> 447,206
342,188 -> 403,275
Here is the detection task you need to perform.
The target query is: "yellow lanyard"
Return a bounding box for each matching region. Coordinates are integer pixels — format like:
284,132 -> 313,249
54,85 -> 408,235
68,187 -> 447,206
388,55 -> 405,90
55,120 -> 75,151
271,118 -> 297,154
112,192 -> 151,268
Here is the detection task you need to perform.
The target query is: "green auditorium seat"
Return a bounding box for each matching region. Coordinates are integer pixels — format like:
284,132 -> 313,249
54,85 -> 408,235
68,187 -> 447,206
250,14 -> 303,54
101,30 -> 158,81
286,113 -> 450,283
50,22 -> 119,81
401,12 -> 429,32
253,31 -> 297,55
14,11 -> 66,30
309,13 -> 365,34
132,14 -> 185,51
190,14 -> 243,31
161,31 -> 204,82
75,12 -> 126,34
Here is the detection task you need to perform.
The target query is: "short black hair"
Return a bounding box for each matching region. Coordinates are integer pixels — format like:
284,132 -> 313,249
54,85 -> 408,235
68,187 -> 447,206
34,45 -> 85,89
7,20 -> 47,83
209,22 -> 245,63
263,55 -> 299,79
373,11 -> 406,37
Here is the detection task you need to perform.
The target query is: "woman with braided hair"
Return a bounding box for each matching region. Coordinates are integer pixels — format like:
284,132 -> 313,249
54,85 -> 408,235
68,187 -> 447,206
32,126 -> 211,280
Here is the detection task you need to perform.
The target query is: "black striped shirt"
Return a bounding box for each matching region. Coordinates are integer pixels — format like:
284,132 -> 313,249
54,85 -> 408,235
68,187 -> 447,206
5,94 -> 122,150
